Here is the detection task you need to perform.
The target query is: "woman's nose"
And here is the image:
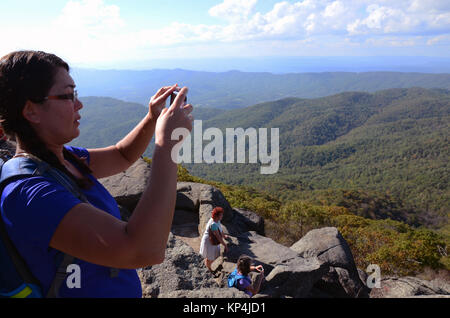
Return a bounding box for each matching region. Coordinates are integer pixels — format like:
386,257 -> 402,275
74,98 -> 83,111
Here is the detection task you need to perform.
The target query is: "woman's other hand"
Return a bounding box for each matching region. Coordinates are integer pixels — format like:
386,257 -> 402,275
148,84 -> 178,120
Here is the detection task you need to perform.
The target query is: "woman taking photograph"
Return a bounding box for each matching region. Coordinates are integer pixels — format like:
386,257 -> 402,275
0,50 -> 193,297
199,207 -> 228,272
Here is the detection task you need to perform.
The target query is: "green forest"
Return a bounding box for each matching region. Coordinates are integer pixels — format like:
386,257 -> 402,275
185,88 -> 449,228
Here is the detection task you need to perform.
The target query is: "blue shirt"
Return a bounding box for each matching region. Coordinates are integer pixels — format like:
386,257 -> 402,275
0,146 -> 142,298
210,221 -> 221,232
237,276 -> 253,297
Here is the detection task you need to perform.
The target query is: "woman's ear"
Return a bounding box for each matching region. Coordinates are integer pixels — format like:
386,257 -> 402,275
22,100 -> 41,124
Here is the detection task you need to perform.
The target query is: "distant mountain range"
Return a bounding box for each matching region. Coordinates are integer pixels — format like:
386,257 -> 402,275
72,87 -> 449,230
75,56 -> 450,74
72,69 -> 450,109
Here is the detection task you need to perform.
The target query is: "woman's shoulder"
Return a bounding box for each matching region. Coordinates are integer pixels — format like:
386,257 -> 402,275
210,220 -> 221,231
64,145 -> 90,164
1,175 -> 83,248
2,175 -> 80,208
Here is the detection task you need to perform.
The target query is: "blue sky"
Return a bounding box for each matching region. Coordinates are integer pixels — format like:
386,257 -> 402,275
0,0 -> 449,69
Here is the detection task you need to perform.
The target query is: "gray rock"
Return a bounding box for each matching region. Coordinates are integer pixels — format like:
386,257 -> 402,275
290,227 -> 355,270
0,140 -> 16,161
171,209 -> 199,237
290,227 -> 370,298
138,233 -> 217,298
198,188 -> 233,234
225,231 -> 298,267
176,183 -> 265,238
176,182 -> 233,236
263,257 -> 329,298
172,209 -> 199,226
99,158 -> 151,212
310,267 -> 353,298
228,208 -> 265,236
159,287 -> 249,298
370,276 -> 450,298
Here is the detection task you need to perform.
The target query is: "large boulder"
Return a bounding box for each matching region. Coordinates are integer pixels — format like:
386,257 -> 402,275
290,227 -> 370,298
225,231 -> 299,267
291,227 -> 355,270
370,276 -> 450,298
176,182 -> 233,236
176,182 -> 265,237
262,257 -> 329,298
228,208 -> 265,236
99,158 -> 151,213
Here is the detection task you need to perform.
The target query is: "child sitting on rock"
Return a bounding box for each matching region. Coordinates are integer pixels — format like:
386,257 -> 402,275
228,254 -> 265,297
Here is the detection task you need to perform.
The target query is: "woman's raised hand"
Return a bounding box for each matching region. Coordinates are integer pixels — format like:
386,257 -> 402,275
148,84 -> 178,120
154,86 -> 193,151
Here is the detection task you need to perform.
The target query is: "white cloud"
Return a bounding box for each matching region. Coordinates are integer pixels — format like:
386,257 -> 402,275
2,0 -> 448,66
426,34 -> 450,45
348,4 -> 418,35
54,0 -> 124,32
0,0 -> 130,64
208,0 -> 257,22
347,1 -> 450,35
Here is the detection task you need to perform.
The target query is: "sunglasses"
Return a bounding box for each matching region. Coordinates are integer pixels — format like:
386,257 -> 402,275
43,90 -> 78,102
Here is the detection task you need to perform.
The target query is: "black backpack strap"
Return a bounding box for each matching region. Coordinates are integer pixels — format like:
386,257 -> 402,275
46,253 -> 75,298
0,159 -> 42,291
0,156 -> 76,297
0,207 -> 42,288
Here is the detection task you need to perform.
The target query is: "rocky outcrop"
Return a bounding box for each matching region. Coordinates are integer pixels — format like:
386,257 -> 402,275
369,276 -> 450,298
99,158 -> 151,214
138,233 -> 218,298
98,161 -> 449,298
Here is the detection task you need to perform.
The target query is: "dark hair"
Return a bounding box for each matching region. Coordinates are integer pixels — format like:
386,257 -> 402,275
237,254 -> 252,276
0,50 -> 93,188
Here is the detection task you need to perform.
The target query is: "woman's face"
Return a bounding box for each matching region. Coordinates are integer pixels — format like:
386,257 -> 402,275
30,67 -> 83,146
213,212 -> 223,222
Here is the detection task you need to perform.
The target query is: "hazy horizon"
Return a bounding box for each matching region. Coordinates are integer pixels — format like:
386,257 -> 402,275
72,56 -> 450,74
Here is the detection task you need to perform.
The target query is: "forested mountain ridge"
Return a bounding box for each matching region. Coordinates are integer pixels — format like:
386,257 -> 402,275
72,68 -> 450,109
184,87 -> 450,227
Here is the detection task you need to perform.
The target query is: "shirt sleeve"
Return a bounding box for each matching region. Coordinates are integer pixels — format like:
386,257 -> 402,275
210,222 -> 219,232
2,176 -> 83,251
64,145 -> 90,165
